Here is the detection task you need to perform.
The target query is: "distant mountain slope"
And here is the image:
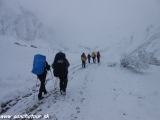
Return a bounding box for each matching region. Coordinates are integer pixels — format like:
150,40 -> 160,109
0,0 -> 48,41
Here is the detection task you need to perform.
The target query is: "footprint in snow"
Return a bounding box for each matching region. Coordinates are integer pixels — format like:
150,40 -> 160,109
76,107 -> 80,113
81,98 -> 85,103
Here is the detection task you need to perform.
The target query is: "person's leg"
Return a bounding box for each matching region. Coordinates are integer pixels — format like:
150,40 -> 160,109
42,74 -> 47,94
63,74 -> 68,92
38,74 -> 47,99
83,61 -> 85,68
59,76 -> 63,92
38,79 -> 45,99
38,80 -> 43,99
59,75 -> 67,95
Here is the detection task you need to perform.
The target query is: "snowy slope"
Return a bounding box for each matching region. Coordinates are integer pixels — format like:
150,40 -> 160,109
0,38 -> 160,120
0,0 -> 51,41
0,36 -> 79,105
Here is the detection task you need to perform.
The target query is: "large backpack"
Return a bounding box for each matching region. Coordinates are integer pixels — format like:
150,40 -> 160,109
81,56 -> 86,61
81,54 -> 86,61
31,54 -> 46,75
92,52 -> 95,57
53,52 -> 66,77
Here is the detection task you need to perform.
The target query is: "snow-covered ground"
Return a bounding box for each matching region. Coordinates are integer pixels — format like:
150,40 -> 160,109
0,36 -> 160,120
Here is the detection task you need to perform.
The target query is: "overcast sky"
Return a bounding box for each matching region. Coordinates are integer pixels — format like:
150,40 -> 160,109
3,0 -> 160,48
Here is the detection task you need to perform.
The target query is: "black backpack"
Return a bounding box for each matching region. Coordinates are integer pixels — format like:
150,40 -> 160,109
53,52 -> 66,77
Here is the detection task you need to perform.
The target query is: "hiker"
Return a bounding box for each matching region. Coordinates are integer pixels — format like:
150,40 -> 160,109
81,53 -> 87,68
92,52 -> 96,63
52,52 -> 70,95
87,54 -> 91,63
97,51 -> 100,63
31,54 -> 50,100
37,61 -> 50,100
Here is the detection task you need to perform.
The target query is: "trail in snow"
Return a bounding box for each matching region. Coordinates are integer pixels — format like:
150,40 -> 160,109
2,57 -> 160,120
2,61 -> 100,119
0,38 -> 159,120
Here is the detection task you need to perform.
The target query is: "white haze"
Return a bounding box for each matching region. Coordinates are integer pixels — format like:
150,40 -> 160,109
16,0 -> 160,49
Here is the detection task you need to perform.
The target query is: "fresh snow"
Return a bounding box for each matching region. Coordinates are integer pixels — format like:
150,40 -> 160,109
0,0 -> 160,120
0,36 -> 160,120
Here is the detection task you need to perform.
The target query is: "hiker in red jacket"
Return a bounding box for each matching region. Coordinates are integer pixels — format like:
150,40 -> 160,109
97,51 -> 100,63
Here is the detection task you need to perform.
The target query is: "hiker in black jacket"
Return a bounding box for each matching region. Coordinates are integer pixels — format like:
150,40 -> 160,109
87,54 -> 91,63
52,52 -> 70,95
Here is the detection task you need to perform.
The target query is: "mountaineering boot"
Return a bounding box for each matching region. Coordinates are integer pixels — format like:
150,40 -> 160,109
38,93 -> 44,100
38,96 -> 44,100
44,91 -> 47,95
60,90 -> 66,95
62,90 -> 66,95
60,90 -> 63,95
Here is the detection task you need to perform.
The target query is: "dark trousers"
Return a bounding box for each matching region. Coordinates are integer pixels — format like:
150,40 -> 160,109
82,61 -> 86,68
97,57 -> 100,63
59,74 -> 68,92
88,59 -> 90,63
38,73 -> 47,98
92,57 -> 95,63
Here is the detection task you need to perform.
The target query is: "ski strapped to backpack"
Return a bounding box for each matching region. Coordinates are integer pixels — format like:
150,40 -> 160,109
31,54 -> 46,75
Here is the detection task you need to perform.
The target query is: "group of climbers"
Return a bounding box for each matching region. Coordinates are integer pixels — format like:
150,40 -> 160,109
81,51 -> 101,68
31,51 -> 70,100
31,51 -> 100,100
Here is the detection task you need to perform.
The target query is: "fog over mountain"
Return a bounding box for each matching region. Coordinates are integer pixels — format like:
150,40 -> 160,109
0,0 -> 160,51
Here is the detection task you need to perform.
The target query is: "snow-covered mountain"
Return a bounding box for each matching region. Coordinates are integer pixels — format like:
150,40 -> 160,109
0,0 -> 50,41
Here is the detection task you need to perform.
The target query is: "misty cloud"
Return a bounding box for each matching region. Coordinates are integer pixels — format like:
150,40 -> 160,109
1,0 -> 160,49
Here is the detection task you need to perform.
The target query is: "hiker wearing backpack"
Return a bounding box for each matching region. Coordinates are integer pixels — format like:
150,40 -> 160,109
87,54 -> 91,63
92,52 -> 96,63
31,54 -> 50,100
97,51 -> 100,63
81,53 -> 87,68
52,52 -> 70,95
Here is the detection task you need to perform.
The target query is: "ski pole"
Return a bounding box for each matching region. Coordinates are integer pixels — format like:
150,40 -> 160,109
50,69 -> 58,91
50,69 -> 54,80
50,69 -> 55,88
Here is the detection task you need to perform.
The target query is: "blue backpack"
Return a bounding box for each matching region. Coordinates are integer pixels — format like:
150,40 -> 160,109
31,54 -> 46,75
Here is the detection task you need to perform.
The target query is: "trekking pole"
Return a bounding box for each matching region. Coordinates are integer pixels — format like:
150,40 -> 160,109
50,69 -> 58,92
50,69 -> 55,87
53,77 -> 58,91
33,77 -> 38,100
50,69 -> 58,91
